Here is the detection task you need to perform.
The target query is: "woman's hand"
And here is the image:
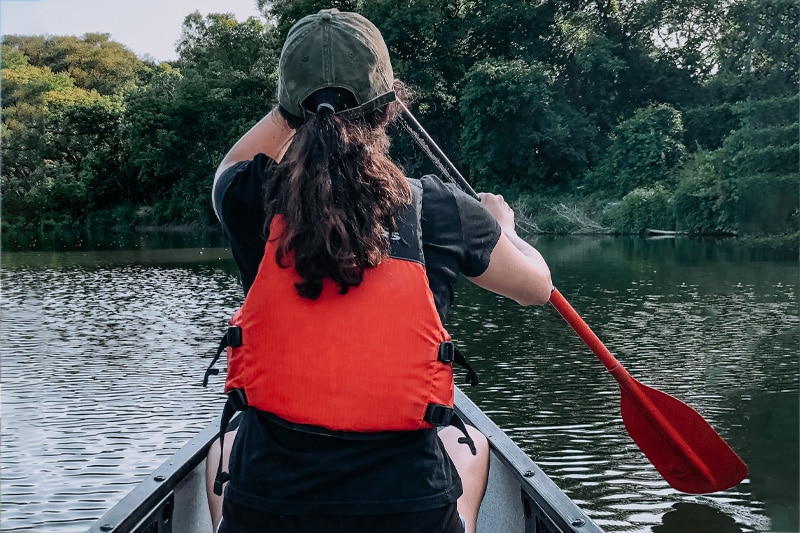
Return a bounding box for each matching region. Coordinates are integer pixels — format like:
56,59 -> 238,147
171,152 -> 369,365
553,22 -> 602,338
470,192 -> 552,306
477,193 -> 516,235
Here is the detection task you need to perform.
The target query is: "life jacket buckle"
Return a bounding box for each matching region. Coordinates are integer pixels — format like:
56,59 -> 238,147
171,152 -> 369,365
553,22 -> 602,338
228,388 -> 248,411
424,403 -> 454,426
438,341 -> 454,363
226,325 -> 242,347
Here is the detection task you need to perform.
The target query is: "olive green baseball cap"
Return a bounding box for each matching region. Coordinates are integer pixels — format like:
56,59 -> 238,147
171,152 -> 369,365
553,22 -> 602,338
277,9 -> 396,120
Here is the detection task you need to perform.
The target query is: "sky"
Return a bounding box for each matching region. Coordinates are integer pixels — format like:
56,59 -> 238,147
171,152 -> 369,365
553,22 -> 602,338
1,0 -> 264,62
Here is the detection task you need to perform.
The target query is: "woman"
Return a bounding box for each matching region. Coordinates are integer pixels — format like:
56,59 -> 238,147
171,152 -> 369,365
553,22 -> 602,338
207,9 -> 552,533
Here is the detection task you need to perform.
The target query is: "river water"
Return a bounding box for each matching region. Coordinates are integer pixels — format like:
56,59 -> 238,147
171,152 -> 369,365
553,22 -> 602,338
1,230 -> 797,532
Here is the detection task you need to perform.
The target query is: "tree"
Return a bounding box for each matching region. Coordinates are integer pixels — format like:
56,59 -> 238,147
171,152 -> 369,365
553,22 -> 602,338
121,12 -> 280,224
588,104 -> 686,196
716,0 -> 799,97
1,54 -> 124,226
120,67 -> 184,208
3,34 -> 146,95
460,58 -> 591,192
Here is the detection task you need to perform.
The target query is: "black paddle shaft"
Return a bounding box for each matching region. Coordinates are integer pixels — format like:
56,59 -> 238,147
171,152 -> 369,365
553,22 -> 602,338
397,102 -> 478,199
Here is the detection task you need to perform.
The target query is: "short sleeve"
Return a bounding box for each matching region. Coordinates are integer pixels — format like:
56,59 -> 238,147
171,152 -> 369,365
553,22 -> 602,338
419,175 -> 501,320
213,153 -> 279,294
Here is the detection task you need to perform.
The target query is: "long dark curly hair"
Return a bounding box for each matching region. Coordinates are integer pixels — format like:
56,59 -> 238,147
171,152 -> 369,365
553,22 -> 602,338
265,85 -> 411,299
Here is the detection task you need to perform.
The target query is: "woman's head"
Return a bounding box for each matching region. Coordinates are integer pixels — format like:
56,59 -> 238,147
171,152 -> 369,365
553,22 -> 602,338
277,9 -> 395,120
268,10 -> 410,300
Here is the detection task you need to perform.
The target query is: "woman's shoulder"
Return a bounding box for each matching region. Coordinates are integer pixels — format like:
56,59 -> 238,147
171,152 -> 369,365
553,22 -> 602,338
214,154 -> 279,220
417,174 -> 451,195
416,174 -> 465,209
417,174 -> 490,223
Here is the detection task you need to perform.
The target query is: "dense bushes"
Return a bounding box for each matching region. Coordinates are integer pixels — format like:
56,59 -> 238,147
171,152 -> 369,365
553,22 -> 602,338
600,94 -> 798,238
587,104 -> 686,197
2,0 -> 797,247
603,185 -> 675,234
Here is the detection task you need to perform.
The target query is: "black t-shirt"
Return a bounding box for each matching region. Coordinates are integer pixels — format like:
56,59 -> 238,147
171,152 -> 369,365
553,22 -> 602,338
213,153 -> 501,515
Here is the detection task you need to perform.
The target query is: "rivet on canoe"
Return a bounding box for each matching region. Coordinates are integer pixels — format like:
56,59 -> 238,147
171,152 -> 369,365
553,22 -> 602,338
523,470 -> 534,477
571,518 -> 586,527
154,475 -> 166,482
100,525 -> 114,532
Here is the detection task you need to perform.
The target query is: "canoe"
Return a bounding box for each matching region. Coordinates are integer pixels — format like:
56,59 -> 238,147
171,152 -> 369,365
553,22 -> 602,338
87,387 -> 602,532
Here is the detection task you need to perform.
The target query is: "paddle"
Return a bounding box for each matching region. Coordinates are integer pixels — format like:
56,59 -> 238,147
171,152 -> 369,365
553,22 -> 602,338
548,289 -> 748,493
397,101 -> 748,494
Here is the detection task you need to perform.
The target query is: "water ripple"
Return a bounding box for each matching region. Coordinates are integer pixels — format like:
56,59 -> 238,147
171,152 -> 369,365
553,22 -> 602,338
2,259 -> 241,532
2,241 -> 797,533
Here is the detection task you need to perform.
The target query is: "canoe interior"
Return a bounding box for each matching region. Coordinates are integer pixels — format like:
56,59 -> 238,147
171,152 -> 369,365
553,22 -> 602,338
88,388 -> 601,533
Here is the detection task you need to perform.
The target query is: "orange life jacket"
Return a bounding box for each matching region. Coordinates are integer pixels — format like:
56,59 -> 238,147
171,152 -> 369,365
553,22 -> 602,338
223,185 -> 456,432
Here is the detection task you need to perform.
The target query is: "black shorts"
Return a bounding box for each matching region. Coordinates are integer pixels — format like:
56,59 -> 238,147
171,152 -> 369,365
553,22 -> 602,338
218,499 -> 465,533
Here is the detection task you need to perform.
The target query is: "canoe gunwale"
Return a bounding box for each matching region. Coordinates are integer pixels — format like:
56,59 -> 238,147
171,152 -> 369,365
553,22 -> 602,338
87,420 -> 220,532
454,388 -> 600,533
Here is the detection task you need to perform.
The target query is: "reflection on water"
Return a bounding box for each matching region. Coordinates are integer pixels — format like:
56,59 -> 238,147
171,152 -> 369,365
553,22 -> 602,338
1,225 -> 229,253
1,244 -> 241,533
448,236 -> 798,532
654,502 -> 744,533
1,235 -> 797,532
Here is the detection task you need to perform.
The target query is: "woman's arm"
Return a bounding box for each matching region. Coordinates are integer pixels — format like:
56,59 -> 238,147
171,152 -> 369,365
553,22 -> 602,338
214,108 -> 297,181
467,193 -> 552,306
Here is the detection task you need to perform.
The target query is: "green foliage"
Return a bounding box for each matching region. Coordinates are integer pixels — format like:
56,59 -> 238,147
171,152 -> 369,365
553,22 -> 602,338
603,184 -> 675,234
2,63 -> 75,107
673,93 -> 799,236
717,0 -> 799,94
681,103 -> 740,150
645,0 -> 727,81
3,34 -> 146,95
460,58 -> 590,192
672,149 -> 736,234
362,0 -> 478,169
570,33 -> 627,126
587,104 -> 686,196
734,94 -> 799,129
554,19 -> 630,134
736,174 -> 798,236
121,69 -> 187,203
267,0 -> 365,37
119,13 -> 280,224
1,47 -> 126,227
0,1 -> 796,246
1,44 -> 29,69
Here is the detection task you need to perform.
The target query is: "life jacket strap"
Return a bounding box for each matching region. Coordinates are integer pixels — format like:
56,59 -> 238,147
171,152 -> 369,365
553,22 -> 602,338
436,342 -> 478,387
203,325 -> 243,387
450,411 -> 478,456
453,346 -> 479,387
424,403 -> 477,456
213,389 -> 248,496
424,403 -> 454,426
438,341 -> 455,363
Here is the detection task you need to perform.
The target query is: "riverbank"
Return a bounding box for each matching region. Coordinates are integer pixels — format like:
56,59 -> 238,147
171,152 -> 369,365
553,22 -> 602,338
2,199 -> 797,257
0,223 -> 227,253
510,198 -> 798,258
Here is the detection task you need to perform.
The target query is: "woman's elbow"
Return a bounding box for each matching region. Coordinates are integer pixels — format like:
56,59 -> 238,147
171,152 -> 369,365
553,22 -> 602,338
513,271 -> 552,306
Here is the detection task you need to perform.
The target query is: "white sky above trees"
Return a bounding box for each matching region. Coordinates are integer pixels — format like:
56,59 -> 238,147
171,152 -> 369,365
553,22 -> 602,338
1,0 -> 263,62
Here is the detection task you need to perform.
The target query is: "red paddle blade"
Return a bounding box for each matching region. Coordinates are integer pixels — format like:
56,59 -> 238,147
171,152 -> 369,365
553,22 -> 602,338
618,374 -> 748,494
